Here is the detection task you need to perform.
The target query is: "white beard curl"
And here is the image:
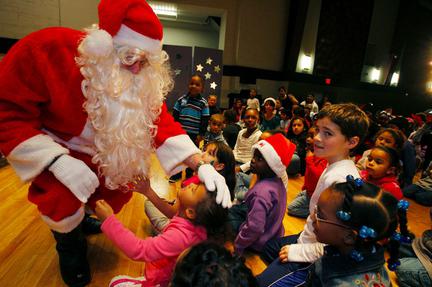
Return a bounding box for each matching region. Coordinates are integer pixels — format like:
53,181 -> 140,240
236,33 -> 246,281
76,26 -> 174,189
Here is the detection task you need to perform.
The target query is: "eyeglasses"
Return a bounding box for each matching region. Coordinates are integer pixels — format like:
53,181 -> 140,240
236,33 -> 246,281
314,205 -> 351,229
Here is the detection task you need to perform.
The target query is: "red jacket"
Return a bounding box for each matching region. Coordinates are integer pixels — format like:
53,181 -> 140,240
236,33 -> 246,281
360,170 -> 403,200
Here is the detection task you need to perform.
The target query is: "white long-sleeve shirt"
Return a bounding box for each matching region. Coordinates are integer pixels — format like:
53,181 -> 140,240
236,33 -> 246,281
287,159 -> 359,262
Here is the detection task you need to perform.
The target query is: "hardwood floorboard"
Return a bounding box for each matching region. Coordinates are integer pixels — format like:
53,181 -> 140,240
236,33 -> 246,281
0,156 -> 429,286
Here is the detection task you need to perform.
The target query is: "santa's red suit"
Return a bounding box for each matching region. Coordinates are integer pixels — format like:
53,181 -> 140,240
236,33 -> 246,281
0,27 -> 200,233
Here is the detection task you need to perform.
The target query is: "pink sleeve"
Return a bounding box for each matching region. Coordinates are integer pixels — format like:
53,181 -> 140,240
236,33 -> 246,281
101,215 -> 191,262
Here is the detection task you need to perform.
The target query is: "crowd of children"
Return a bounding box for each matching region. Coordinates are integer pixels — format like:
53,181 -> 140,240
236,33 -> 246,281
91,81 -> 431,286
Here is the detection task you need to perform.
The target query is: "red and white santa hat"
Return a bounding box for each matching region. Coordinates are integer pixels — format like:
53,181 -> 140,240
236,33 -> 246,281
86,0 -> 163,56
252,133 -> 296,179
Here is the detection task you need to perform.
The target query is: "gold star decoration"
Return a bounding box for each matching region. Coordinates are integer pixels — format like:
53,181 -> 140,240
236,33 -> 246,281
210,81 -> 217,89
206,57 -> 213,65
196,64 -> 203,72
214,65 -> 221,73
204,72 -> 211,79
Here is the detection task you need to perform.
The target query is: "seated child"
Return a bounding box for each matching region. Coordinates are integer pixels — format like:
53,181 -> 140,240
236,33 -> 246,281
171,241 -> 258,287
306,176 -> 404,286
288,126 -> 327,218
95,179 -> 228,287
356,128 -> 404,170
229,133 -> 296,255
403,161 -> 432,206
207,94 -> 221,116
223,109 -> 241,149
233,108 -> 262,167
203,113 -> 228,147
396,207 -> 432,287
360,146 -> 403,200
286,116 -> 309,176
144,141 -> 235,233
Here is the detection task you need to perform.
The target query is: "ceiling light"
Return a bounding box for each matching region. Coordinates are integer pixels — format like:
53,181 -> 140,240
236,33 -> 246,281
149,2 -> 177,17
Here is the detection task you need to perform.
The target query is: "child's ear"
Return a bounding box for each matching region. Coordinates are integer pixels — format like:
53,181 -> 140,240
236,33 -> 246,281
185,207 -> 196,220
343,230 -> 357,246
347,136 -> 360,150
214,162 -> 225,171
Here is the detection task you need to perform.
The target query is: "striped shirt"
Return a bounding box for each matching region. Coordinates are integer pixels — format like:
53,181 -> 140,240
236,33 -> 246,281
173,94 -> 210,135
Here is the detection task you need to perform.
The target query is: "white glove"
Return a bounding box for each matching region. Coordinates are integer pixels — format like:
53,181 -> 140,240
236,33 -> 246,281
49,154 -> 99,203
198,164 -> 232,208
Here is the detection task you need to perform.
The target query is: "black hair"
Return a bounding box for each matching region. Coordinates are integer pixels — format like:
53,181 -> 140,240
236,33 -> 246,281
171,241 -> 258,287
316,103 -> 370,146
330,178 -> 412,269
223,109 -> 237,124
286,116 -> 308,139
194,188 -> 228,240
374,127 -> 405,151
371,146 -> 401,175
292,105 -> 305,118
207,141 -> 236,199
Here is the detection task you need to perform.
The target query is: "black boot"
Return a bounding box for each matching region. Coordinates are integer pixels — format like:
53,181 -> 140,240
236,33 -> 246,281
52,224 -> 91,287
82,213 -> 102,235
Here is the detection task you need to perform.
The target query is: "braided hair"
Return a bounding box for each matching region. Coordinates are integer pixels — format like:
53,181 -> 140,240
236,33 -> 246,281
330,176 -> 412,269
171,241 -> 258,287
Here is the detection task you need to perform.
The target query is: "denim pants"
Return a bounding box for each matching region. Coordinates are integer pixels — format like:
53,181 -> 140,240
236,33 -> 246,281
227,202 -> 248,234
234,172 -> 252,201
396,258 -> 431,287
257,234 -> 311,287
287,190 -> 310,218
286,154 -> 301,175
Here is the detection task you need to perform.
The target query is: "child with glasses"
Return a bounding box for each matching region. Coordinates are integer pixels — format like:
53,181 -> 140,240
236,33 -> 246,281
307,176 -> 409,286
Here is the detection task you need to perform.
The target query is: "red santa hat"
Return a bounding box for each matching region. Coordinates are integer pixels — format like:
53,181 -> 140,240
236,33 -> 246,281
86,0 -> 163,56
252,134 -> 296,179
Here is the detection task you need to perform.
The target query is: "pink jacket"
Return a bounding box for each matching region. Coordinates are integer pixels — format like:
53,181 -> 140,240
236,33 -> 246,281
102,215 -> 207,286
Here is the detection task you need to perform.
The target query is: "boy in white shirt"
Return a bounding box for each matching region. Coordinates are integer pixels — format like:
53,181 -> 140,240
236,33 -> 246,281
257,103 -> 369,286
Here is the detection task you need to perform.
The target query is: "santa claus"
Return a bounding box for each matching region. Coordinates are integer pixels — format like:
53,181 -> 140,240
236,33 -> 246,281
0,0 -> 231,286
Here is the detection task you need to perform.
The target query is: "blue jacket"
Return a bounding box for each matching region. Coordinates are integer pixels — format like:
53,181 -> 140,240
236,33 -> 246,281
307,245 -> 391,287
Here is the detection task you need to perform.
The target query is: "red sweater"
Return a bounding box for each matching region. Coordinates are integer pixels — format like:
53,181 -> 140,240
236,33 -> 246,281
360,170 -> 403,200
304,155 -> 328,197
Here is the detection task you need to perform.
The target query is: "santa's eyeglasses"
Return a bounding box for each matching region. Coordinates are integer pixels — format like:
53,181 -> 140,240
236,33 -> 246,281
117,46 -> 149,66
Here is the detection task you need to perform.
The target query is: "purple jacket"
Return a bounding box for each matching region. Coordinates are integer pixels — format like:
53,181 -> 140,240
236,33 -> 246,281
235,177 -> 287,254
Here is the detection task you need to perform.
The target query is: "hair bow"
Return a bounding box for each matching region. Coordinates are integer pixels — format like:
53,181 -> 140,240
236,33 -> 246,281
359,225 -> 377,239
397,200 -> 409,211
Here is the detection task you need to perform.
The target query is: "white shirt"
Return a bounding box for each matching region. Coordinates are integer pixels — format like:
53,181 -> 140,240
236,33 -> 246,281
287,159 -> 359,262
233,128 -> 262,164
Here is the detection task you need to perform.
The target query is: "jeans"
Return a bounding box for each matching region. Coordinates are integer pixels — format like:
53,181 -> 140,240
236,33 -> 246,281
403,184 -> 432,206
227,202 -> 248,234
234,172 -> 252,201
396,258 -> 431,287
287,154 -> 301,175
257,234 -> 311,287
287,190 -> 310,218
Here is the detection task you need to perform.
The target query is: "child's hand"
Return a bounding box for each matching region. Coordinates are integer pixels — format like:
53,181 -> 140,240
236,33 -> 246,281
278,245 -> 290,263
133,177 -> 151,196
95,200 -> 114,222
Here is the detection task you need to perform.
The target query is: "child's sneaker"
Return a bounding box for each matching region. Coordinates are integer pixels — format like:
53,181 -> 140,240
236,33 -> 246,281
109,275 -> 147,287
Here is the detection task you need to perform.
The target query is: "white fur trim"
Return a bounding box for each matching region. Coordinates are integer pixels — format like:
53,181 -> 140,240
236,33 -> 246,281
113,24 -> 162,54
7,134 -> 69,182
41,206 -> 85,233
156,134 -> 200,175
252,141 -> 286,178
80,29 -> 114,57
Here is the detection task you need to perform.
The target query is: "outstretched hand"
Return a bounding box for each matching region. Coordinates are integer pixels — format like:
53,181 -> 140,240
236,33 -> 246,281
95,200 -> 114,222
198,164 -> 232,208
127,176 -> 151,196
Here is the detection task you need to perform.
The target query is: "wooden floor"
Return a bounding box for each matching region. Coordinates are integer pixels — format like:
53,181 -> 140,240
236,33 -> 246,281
0,156 -> 430,286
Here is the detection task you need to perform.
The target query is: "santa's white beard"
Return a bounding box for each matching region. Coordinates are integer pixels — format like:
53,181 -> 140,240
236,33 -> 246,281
76,28 -> 173,189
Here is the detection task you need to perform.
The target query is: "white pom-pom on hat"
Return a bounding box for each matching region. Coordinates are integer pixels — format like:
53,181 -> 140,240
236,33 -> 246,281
79,29 -> 114,58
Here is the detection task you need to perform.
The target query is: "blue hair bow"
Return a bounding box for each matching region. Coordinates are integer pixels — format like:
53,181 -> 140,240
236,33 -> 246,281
345,175 -> 364,188
397,200 -> 409,211
359,225 -> 377,239
336,210 -> 351,221
350,250 -> 364,262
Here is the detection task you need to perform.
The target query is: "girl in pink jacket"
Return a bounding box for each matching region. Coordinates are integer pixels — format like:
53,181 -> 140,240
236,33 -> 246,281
95,178 -> 228,287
